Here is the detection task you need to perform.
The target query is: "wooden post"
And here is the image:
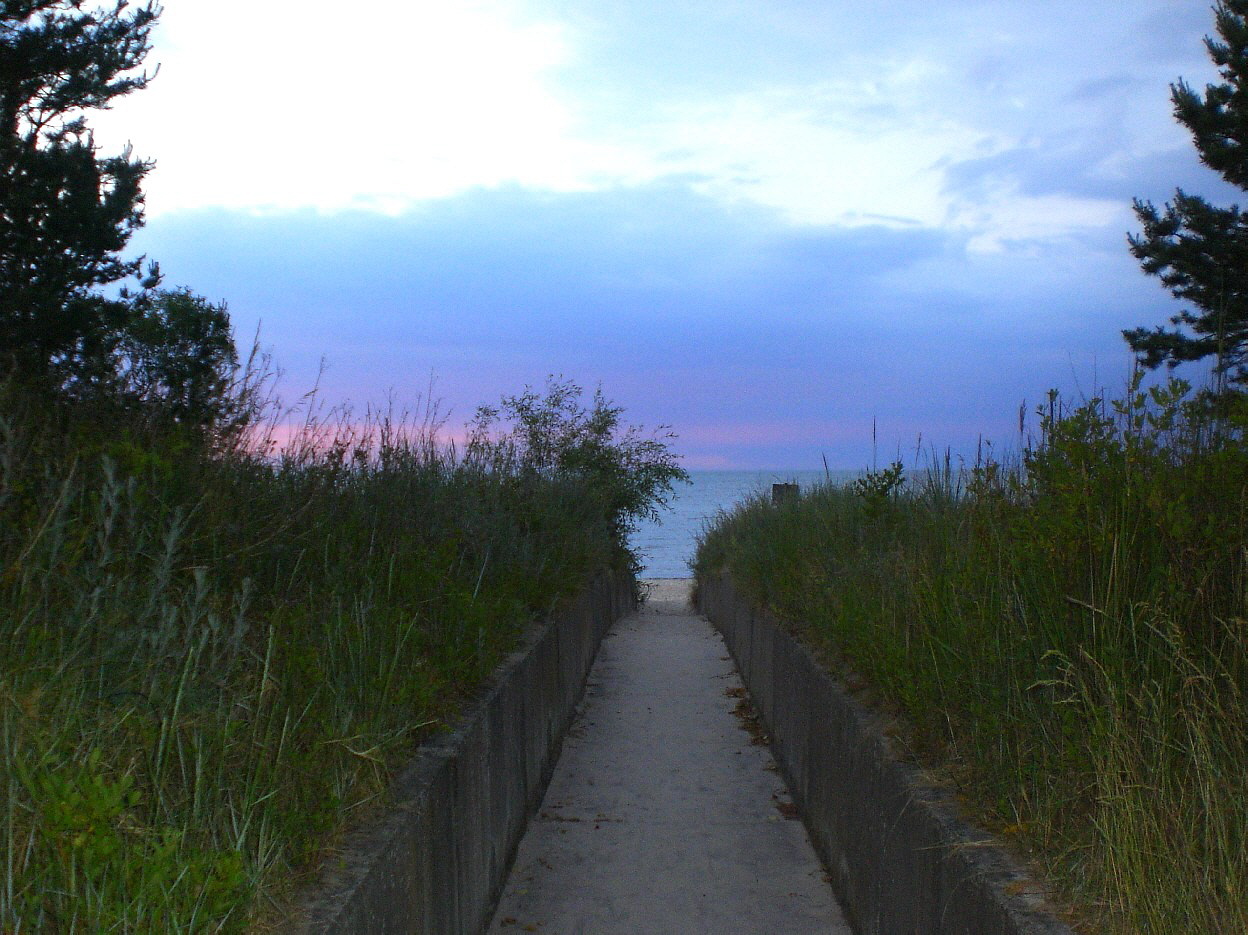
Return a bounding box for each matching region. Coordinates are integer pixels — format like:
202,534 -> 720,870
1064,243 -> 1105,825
771,482 -> 799,504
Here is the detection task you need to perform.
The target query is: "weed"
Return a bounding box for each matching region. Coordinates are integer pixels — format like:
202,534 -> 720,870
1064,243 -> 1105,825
1,375 -> 679,930
695,376 -> 1248,933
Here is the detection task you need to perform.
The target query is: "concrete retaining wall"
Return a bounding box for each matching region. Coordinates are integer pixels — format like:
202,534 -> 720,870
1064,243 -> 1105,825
287,572 -> 634,935
697,573 -> 1073,935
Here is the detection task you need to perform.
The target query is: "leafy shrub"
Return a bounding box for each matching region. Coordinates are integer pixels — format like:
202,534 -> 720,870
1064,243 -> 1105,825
468,377 -> 689,574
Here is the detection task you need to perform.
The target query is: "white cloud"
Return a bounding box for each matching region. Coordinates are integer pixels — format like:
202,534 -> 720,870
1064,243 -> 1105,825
91,0 -> 1196,253
619,68 -> 1000,228
949,184 -> 1127,255
94,0 -> 604,214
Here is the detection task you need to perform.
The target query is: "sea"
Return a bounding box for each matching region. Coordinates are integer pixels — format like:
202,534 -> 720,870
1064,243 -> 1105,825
627,469 -> 860,579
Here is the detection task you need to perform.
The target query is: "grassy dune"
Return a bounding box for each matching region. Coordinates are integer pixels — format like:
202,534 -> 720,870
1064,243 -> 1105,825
695,378 -> 1248,933
0,379 -> 675,932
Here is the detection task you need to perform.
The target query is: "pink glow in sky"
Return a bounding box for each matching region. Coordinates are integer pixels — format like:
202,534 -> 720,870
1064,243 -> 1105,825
106,1 -> 1235,469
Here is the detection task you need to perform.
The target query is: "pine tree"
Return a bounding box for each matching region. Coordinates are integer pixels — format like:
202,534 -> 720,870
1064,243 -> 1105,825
1126,1 -> 1248,393
0,0 -> 160,395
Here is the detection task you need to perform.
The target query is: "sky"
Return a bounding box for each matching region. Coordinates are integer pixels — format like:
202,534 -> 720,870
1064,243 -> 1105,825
91,0 -> 1241,469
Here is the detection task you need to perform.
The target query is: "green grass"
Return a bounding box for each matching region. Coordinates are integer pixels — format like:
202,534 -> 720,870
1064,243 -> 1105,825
0,379 -> 647,932
695,377 -> 1248,933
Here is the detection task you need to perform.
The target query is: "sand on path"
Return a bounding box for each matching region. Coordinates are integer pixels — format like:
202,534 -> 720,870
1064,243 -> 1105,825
487,579 -> 852,935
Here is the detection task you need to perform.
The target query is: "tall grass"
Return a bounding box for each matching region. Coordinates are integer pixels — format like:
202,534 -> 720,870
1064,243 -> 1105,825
695,376 -> 1248,933
0,378 -> 638,932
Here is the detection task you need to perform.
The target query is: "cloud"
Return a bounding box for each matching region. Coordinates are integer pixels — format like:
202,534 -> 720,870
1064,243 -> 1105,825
93,0 -> 615,214
133,181 -> 1179,468
93,0 -> 1223,248
89,1 -> 1231,466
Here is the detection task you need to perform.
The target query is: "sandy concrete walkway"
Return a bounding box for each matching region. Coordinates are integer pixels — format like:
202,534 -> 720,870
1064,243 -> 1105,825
488,580 -> 851,935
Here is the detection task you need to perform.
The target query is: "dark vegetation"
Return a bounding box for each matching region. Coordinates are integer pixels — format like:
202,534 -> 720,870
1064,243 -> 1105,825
0,3 -> 686,929
2,378 -> 683,931
0,0 -> 242,434
695,381 -> 1248,932
1126,0 -> 1248,394
696,5 -> 1248,931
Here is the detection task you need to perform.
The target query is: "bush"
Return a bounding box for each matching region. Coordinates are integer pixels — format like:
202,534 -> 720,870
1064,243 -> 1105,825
468,377 -> 689,575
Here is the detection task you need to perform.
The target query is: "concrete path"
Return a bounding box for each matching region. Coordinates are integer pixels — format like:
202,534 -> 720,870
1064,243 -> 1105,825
488,580 -> 852,935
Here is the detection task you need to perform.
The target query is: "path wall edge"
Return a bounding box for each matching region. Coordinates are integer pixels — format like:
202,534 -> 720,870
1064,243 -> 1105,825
697,572 -> 1073,935
285,570 -> 635,935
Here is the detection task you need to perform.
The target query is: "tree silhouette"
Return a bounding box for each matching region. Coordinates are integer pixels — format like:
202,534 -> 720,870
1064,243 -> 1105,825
120,287 -> 241,428
0,1 -> 160,395
1127,1 -> 1248,393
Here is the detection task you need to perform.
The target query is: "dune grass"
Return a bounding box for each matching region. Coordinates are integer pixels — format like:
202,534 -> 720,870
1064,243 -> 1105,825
0,376 -> 677,932
694,376 -> 1248,933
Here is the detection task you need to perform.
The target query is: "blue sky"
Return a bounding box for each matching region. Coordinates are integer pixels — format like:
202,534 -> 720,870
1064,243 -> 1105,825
95,0 -> 1238,468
